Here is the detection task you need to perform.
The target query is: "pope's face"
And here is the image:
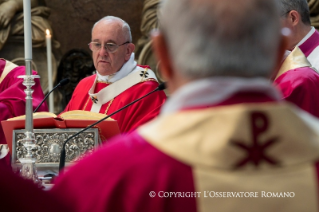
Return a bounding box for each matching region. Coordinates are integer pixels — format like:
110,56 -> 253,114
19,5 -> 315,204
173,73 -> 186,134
91,20 -> 131,76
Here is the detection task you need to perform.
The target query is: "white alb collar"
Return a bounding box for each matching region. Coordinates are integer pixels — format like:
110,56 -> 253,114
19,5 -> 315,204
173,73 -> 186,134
161,77 -> 282,115
96,53 -> 137,83
297,27 -> 316,47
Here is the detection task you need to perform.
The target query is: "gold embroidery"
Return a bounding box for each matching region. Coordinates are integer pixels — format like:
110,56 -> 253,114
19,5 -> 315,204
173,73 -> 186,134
83,96 -> 91,111
140,68 -> 149,82
91,95 -> 98,104
83,96 -> 114,115
144,78 -> 157,82
141,68 -> 148,78
96,80 -> 112,84
104,98 -> 114,115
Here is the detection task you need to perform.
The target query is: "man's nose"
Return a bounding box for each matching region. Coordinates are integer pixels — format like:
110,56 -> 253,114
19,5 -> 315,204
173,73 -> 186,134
98,46 -> 109,55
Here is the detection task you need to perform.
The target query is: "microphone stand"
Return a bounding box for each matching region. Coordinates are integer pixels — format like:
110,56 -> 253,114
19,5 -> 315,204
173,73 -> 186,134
34,78 -> 70,113
58,83 -> 166,172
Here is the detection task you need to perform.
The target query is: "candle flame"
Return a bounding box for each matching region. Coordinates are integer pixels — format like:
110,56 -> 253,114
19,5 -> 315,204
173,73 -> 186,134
46,29 -> 50,36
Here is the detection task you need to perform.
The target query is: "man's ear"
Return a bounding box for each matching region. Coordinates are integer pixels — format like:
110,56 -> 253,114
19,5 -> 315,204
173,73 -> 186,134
125,43 -> 135,61
287,10 -> 300,27
151,30 -> 174,81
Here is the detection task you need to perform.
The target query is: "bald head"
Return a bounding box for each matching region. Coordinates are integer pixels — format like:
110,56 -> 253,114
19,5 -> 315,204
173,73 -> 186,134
90,16 -> 135,76
159,0 -> 282,79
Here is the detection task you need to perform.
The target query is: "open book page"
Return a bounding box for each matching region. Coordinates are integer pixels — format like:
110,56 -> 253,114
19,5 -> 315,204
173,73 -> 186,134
8,112 -> 56,120
8,110 -> 114,121
59,110 -> 113,120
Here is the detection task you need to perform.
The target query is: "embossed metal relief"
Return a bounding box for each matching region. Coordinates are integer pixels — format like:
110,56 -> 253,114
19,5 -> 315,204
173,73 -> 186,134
12,128 -> 99,167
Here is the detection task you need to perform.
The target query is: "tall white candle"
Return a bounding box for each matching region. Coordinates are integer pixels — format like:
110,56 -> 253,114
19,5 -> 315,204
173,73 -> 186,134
23,0 -> 32,75
46,29 -> 54,113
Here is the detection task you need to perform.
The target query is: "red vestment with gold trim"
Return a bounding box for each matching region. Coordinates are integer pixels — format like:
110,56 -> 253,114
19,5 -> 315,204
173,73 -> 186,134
62,74 -> 166,133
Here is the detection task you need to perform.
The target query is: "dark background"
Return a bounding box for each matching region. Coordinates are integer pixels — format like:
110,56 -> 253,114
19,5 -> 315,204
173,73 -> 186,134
44,0 -> 145,60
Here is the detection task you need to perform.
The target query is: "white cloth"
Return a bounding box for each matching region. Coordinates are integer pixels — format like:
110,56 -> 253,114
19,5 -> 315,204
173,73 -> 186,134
96,53 -> 138,83
88,53 -> 158,113
161,77 -> 282,115
296,27 -> 316,47
0,144 -> 9,159
307,49 -> 319,73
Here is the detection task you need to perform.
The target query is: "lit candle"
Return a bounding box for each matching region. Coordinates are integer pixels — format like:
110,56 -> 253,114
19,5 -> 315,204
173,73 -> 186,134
46,29 -> 54,113
23,0 -> 32,75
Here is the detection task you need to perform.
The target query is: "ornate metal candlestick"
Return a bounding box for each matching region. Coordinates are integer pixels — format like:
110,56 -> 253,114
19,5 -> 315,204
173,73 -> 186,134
17,60 -> 40,184
18,0 -> 40,184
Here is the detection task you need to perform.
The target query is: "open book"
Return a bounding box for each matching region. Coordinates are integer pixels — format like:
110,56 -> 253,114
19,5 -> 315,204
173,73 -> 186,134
8,110 -> 114,121
2,110 -> 120,155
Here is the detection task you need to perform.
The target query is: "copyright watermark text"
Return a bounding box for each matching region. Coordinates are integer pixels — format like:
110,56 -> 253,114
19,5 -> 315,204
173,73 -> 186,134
149,191 -> 295,198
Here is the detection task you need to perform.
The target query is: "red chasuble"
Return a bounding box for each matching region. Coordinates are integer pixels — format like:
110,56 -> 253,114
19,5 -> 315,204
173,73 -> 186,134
274,67 -> 319,118
0,59 -> 48,166
62,74 -> 166,133
50,89 -> 319,212
273,47 -> 319,118
0,164 -> 72,212
51,131 -> 196,212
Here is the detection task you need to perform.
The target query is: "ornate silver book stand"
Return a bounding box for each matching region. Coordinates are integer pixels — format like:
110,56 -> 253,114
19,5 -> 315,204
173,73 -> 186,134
11,128 -> 100,172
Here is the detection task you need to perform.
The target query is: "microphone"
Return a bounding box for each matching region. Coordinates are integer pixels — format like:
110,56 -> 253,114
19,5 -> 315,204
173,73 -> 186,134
58,82 -> 166,171
34,78 -> 70,113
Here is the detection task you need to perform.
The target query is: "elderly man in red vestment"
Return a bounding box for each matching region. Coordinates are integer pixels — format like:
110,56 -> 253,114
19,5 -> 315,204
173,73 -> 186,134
0,58 -> 48,166
62,16 -> 166,133
48,0 -> 319,211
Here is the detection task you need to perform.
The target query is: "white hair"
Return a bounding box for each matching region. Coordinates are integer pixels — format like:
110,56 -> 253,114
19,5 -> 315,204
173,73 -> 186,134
159,0 -> 282,79
92,16 -> 132,42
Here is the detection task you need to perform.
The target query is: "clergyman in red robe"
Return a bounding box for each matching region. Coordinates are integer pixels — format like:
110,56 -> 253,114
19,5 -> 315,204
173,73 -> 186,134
62,16 -> 166,133
49,0 -> 319,211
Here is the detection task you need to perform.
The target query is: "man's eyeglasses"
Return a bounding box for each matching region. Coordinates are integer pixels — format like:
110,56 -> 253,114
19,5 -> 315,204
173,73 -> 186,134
88,41 -> 130,53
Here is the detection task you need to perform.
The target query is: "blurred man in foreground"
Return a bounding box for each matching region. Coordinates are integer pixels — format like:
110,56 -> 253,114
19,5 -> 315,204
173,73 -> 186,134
49,0 -> 319,211
2,0 -> 319,211
0,163 -> 71,212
